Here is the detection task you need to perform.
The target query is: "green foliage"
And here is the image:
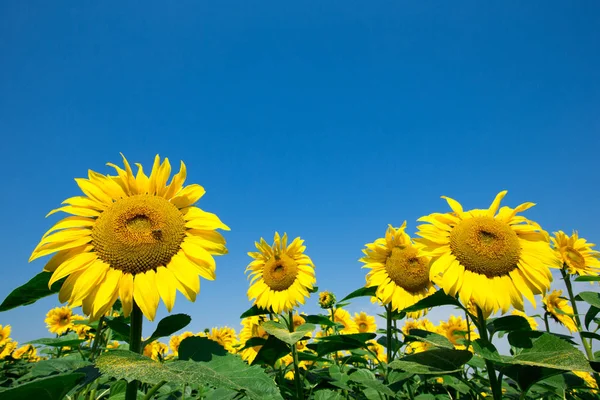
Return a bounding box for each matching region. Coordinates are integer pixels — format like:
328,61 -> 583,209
0,373 -> 85,400
402,289 -> 461,313
307,333 -> 376,356
178,336 -> 227,361
389,348 -> 473,374
142,313 -> 191,346
240,304 -> 270,318
25,332 -> 85,348
261,321 -> 315,345
0,272 -> 65,312
96,350 -> 283,400
339,286 -> 377,303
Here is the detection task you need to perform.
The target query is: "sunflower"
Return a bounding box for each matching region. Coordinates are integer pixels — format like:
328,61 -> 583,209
353,312 -> 377,333
239,316 -> 269,363
437,315 -> 478,350
333,308 -> 359,334
361,222 -> 436,316
0,340 -> 17,360
12,344 -> 38,362
415,191 -> 558,316
552,231 -> 600,277
402,318 -> 437,354
292,313 -> 306,329
0,325 -> 11,346
246,232 -> 316,314
45,306 -> 74,335
143,341 -> 169,361
168,331 -> 195,356
71,315 -> 93,340
29,155 -> 229,322
574,371 -> 598,391
318,291 -> 336,309
543,289 -> 577,332
366,340 -> 387,364
106,341 -> 120,349
208,327 -> 238,353
511,310 -> 538,330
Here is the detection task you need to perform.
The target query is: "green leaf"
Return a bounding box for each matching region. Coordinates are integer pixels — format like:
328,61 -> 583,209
308,286 -> 319,294
581,331 -> 600,341
348,369 -> 394,396
406,329 -> 453,349
304,314 -> 337,327
307,333 -> 375,357
575,276 -> 600,282
585,306 -> 600,330
339,286 -> 377,303
579,292 -> 600,308
0,373 -> 85,400
261,321 -> 315,345
389,348 -> 473,374
240,304 -> 270,319
238,337 -> 267,352
178,336 -> 227,361
487,315 -> 532,334
314,390 -> 344,400
504,333 -> 593,372
471,339 -> 503,362
0,272 -> 65,312
328,365 -> 351,390
26,332 -> 85,348
143,314 -> 191,346
104,317 -> 131,343
96,350 -> 283,400
252,335 -> 290,367
29,357 -> 92,378
401,289 -> 460,313
508,330 -> 577,348
501,365 -> 564,393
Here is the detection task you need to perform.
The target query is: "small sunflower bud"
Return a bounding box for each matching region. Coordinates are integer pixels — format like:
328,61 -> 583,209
318,291 -> 336,309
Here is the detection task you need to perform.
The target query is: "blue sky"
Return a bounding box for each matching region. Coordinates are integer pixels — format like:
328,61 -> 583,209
1,1 -> 599,344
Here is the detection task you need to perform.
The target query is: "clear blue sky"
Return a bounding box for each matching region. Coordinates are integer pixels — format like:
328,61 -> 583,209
1,1 -> 599,343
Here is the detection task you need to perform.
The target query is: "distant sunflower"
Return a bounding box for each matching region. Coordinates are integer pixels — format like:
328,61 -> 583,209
333,308 -> 359,334
12,344 -> 38,362
0,325 -> 11,346
30,155 -> 229,321
552,231 -> 600,277
168,331 -> 195,356
437,315 -> 478,350
361,222 -> 435,316
402,318 -> 436,354
416,191 -> 557,316
246,233 -> 316,314
45,306 -> 74,335
511,310 -> 538,330
0,340 -> 17,360
208,327 -> 238,353
366,340 -> 387,364
239,316 -> 269,363
353,312 -> 377,333
543,290 -> 577,332
143,341 -> 169,361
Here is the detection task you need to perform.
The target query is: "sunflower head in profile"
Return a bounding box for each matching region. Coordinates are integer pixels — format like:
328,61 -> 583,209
360,222 -> 435,317
552,231 -> 600,277
415,191 -> 558,316
0,325 -> 11,347
246,232 -> 316,314
436,315 -> 478,350
543,289 -> 577,333
333,308 -> 359,334
30,155 -> 229,322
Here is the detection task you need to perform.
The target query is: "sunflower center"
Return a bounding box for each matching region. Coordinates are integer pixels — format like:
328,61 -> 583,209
92,194 -> 186,275
262,254 -> 299,291
449,216 -> 521,278
385,246 -> 430,293
359,323 -> 367,331
564,247 -> 586,270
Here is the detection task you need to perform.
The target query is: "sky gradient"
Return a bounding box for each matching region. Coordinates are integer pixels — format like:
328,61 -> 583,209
1,1 -> 599,344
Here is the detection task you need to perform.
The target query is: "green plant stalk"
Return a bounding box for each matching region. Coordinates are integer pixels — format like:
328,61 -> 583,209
543,312 -> 551,333
141,381 -> 166,400
560,268 -> 600,388
125,304 -> 144,400
89,316 -> 105,360
386,304 -> 393,363
476,307 -> 502,400
288,311 -> 304,400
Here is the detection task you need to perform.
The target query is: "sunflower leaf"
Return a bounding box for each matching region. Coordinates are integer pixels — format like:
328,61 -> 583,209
0,272 -> 65,312
96,350 -> 283,400
579,292 -> 600,309
261,321 -> 315,345
304,314 -> 337,327
406,329 -> 454,349
401,289 -> 461,313
143,314 -> 191,346
25,332 -> 85,348
308,333 -> 375,356
575,276 -> 600,282
389,348 -> 473,374
487,315 -> 532,335
178,336 -> 227,362
252,335 -> 290,367
0,372 -> 86,400
104,317 -> 131,343
240,304 -> 270,319
339,286 -> 377,303
585,306 -> 600,330
348,369 -> 394,396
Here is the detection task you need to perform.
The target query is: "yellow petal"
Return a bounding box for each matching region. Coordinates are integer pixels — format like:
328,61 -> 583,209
34,228 -> 91,251
46,206 -> 101,218
164,161 -> 187,200
133,270 -> 159,321
147,155 -> 162,195
182,207 -> 229,231
134,163 -> 150,194
488,191 -> 507,216
167,255 -> 200,298
441,196 -> 463,215
42,217 -> 95,239
155,158 -> 172,196
156,267 -> 177,312
119,273 -> 134,317
69,260 -> 109,304
74,178 -> 113,206
61,196 -> 106,210
43,245 -> 93,272
49,252 -> 98,287
92,268 -> 122,317
30,236 -> 93,262
171,184 -> 206,209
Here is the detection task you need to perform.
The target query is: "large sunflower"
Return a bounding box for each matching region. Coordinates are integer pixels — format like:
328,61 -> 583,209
30,155 -> 229,321
360,222 -> 436,315
246,232 -> 316,314
551,231 -> 600,277
415,191 -> 558,315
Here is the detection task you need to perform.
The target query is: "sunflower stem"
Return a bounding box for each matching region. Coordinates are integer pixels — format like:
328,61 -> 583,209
288,311 -> 304,400
543,312 -> 551,333
125,304 -> 143,400
476,307 -> 501,400
561,268 -> 600,388
386,304 -> 393,364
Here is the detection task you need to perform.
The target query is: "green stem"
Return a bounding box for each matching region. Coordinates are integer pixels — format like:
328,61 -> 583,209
543,312 -> 551,333
386,304 -> 393,364
476,308 -> 501,400
561,269 -> 600,388
288,311 -> 304,400
141,381 -> 166,400
89,316 -> 105,361
125,304 -> 144,400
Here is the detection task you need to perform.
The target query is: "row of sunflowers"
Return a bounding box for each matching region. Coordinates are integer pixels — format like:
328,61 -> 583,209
1,154 -> 599,400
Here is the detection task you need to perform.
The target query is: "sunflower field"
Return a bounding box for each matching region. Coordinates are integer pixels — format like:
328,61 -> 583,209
1,155 -> 599,400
